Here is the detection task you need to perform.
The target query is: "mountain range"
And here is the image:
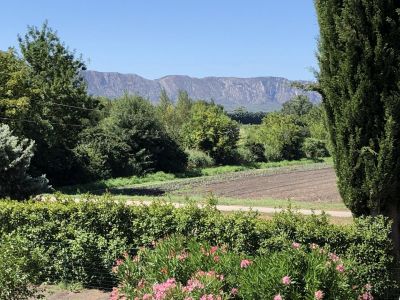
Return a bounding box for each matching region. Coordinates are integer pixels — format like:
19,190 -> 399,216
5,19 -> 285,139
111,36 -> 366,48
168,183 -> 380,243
83,70 -> 321,112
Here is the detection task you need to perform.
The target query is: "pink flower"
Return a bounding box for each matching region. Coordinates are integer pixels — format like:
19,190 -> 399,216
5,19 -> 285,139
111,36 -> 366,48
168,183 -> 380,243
200,295 -> 220,300
142,294 -> 152,300
240,259 -> 252,268
364,283 -> 372,291
359,292 -> 374,300
274,294 -> 283,300
292,242 -> 301,249
110,287 -> 119,300
153,278 -> 176,300
336,264 -> 345,273
210,246 -> 219,254
213,255 -> 220,262
231,288 -> 238,295
182,279 -> 204,292
328,253 -> 340,262
137,279 -> 145,289
184,298 -> 194,300
315,290 -> 324,300
282,275 -> 291,285
310,243 -> 319,250
177,251 -> 189,261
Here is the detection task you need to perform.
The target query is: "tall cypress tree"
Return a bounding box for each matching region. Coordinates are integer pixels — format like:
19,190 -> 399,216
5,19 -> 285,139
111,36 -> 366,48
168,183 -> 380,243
315,1 -> 400,256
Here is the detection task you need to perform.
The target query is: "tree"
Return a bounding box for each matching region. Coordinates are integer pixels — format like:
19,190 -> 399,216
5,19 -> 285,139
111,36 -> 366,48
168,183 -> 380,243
156,89 -> 181,143
281,95 -> 314,117
103,94 -> 187,175
74,126 -> 133,180
16,22 -> 99,185
175,90 -> 193,126
0,124 -> 49,199
257,113 -> 304,161
0,49 -> 32,125
182,101 -> 239,163
315,1 -> 400,256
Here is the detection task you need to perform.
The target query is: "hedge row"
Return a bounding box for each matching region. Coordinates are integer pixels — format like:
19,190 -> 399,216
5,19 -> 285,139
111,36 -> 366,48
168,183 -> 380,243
0,195 -> 397,298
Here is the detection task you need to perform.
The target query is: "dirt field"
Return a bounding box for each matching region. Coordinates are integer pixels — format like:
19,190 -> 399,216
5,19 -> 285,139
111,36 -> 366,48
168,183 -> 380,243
186,167 -> 340,202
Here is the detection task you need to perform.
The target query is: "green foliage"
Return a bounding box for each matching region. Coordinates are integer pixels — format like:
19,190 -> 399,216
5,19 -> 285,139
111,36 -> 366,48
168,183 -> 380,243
281,95 -> 314,117
237,142 -> 266,164
102,94 -> 187,175
0,234 -> 45,300
74,126 -> 133,180
0,49 -> 32,123
315,0 -> 400,217
0,196 -> 395,296
302,138 -> 329,162
182,101 -> 240,164
115,235 -> 368,300
303,104 -> 329,141
0,124 -> 49,199
175,90 -> 193,127
227,107 -> 267,124
13,23 -> 98,185
186,149 -> 215,169
258,112 -> 305,161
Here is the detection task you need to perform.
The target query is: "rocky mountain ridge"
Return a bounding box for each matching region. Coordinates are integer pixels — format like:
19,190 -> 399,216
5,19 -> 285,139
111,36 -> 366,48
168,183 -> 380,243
83,70 -> 321,111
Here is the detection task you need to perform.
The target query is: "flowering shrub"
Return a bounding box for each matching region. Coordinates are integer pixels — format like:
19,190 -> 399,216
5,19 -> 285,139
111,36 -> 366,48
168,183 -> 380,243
112,236 -> 372,300
0,196 -> 396,296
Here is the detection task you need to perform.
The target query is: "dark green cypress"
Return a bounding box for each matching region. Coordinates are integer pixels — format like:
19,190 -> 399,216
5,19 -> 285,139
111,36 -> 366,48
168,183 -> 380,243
315,0 -> 400,255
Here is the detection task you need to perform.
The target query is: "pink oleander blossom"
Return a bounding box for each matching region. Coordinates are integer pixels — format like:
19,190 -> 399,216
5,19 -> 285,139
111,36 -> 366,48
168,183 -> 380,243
274,294 -> 283,300
282,275 -> 291,285
231,288 -> 238,295
182,279 -> 204,292
110,287 -> 119,300
153,278 -> 176,300
292,242 -> 300,249
359,292 -> 374,300
210,246 -> 219,254
213,255 -> 220,262
240,259 -> 252,268
315,290 -> 324,300
310,243 -> 319,250
142,294 -> 152,300
328,253 -> 340,262
336,264 -> 345,273
177,251 -> 189,261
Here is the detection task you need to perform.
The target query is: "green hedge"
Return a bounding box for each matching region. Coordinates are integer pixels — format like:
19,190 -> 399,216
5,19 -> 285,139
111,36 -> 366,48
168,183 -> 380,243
0,195 -> 397,298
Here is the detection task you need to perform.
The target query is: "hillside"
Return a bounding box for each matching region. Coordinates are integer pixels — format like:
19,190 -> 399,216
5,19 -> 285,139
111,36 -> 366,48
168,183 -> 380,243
83,70 -> 321,111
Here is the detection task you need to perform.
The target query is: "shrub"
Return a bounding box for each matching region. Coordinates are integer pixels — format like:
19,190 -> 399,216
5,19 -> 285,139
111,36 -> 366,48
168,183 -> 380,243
186,149 -> 215,169
237,142 -> 266,164
257,113 -> 305,161
0,124 -> 49,199
182,101 -> 240,164
302,138 -> 329,161
102,95 -> 188,176
114,235 -> 368,300
0,234 -> 45,300
0,196 -> 395,297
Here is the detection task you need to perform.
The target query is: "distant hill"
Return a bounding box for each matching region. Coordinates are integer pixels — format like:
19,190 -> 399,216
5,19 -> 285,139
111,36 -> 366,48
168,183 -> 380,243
83,70 -> 321,112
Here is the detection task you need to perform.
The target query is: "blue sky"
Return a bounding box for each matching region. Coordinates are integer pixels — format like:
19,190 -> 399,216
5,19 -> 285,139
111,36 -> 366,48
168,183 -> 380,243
1,0 -> 319,80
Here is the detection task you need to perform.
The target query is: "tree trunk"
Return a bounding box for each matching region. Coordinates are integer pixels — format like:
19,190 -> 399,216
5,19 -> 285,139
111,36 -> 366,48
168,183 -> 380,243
386,201 -> 400,263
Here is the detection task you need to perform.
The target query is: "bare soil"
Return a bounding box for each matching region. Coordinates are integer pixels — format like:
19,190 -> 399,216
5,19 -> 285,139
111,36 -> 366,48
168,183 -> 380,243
175,167 -> 341,202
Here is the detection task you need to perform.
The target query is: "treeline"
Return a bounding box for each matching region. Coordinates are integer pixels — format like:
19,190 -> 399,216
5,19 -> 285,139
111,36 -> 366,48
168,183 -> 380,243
0,23 -> 329,199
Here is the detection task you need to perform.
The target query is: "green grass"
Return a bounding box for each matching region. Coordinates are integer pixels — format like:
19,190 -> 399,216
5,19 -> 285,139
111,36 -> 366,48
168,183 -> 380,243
99,193 -> 347,212
59,157 -> 333,194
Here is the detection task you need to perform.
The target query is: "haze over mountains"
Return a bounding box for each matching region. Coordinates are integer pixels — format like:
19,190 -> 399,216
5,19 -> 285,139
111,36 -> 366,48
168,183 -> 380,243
83,70 -> 321,111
